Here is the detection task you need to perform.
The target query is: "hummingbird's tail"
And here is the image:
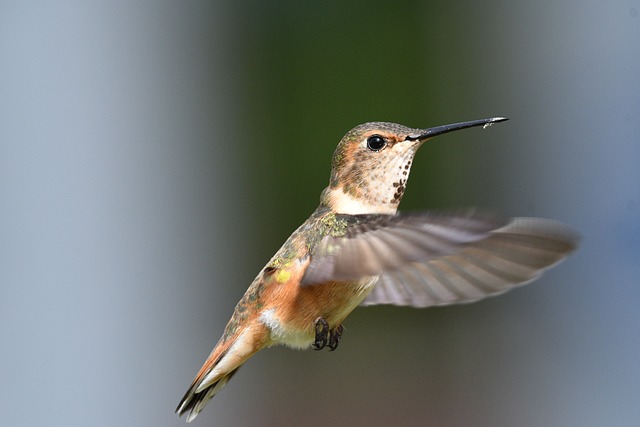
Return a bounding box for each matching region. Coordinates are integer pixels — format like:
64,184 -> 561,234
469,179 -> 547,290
176,323 -> 268,422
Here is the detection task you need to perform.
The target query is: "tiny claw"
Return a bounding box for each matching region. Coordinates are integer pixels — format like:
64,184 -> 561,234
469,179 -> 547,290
313,317 -> 329,351
328,325 -> 344,351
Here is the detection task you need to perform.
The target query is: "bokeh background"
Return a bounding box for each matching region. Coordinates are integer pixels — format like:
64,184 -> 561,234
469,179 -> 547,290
2,1 -> 638,426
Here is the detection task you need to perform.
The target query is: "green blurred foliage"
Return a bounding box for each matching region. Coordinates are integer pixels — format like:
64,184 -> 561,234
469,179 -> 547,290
227,1 -> 513,253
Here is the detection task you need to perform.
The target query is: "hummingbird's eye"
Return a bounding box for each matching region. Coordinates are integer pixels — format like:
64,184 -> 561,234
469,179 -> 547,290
366,135 -> 386,151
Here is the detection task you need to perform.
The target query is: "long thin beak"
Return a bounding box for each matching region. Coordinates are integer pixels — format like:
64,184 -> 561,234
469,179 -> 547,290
406,117 -> 508,141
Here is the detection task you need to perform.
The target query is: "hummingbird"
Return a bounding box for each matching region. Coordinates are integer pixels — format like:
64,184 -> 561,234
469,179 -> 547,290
176,117 -> 579,422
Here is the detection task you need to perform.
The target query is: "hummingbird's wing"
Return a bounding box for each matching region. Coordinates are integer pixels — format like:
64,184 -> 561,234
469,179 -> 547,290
302,211 -> 507,283
302,213 -> 578,308
361,218 -> 579,307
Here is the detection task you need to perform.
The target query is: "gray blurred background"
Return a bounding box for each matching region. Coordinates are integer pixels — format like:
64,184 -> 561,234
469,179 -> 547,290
1,1 -> 638,426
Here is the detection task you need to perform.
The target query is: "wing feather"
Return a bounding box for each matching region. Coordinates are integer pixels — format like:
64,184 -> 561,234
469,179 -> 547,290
361,217 -> 579,307
302,211 -> 507,285
301,212 -> 578,307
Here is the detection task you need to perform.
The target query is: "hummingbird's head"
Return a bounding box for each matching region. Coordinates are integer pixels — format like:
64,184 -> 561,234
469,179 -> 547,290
320,118 -> 507,215
321,122 -> 423,215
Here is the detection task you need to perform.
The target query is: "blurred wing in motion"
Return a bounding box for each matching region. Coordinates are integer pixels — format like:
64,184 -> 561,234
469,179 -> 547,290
363,217 -> 579,307
302,213 -> 579,307
302,210 -> 508,285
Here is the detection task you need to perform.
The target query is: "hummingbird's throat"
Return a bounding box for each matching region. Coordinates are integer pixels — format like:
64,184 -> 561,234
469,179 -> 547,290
322,155 -> 414,215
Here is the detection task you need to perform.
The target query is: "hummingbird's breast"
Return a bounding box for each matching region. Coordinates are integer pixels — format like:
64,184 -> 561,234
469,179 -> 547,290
259,273 -> 377,350
252,208 -> 378,349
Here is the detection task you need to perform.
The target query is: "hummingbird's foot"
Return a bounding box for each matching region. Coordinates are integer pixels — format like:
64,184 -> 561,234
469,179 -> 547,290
313,317 -> 329,350
328,324 -> 344,351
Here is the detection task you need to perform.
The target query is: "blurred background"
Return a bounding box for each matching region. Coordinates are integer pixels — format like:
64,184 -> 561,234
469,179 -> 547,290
1,1 -> 638,426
